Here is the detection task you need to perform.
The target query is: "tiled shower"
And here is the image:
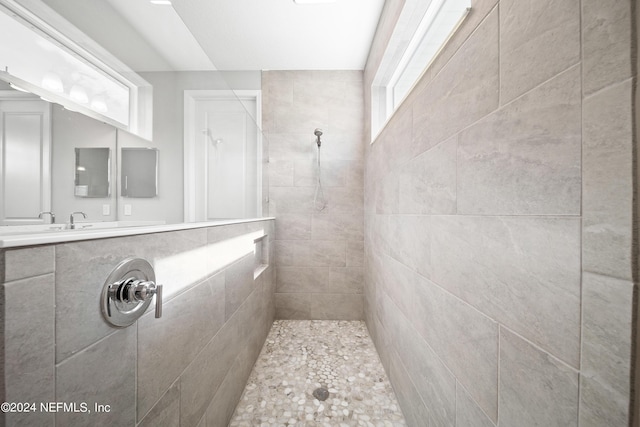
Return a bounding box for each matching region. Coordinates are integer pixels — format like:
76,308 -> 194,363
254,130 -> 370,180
263,70 -> 366,320
364,0 -> 638,426
0,0 -> 638,426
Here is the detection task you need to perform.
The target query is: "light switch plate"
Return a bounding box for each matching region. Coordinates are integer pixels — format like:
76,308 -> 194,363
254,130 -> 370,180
102,204 -> 110,215
124,204 -> 132,216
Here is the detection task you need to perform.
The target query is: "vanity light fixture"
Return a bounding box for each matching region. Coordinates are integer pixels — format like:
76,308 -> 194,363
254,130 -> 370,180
41,71 -> 63,93
91,97 -> 108,113
70,85 -> 89,104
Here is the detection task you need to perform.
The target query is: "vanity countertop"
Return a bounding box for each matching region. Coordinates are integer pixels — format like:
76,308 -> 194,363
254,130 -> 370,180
0,218 -> 274,248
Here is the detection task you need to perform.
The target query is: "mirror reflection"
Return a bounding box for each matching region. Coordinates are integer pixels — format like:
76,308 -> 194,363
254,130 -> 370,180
121,148 -> 158,198
0,93 -> 51,225
0,1 -> 266,231
74,148 -> 111,198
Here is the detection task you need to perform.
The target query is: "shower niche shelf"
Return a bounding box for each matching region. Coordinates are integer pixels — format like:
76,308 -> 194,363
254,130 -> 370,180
253,234 -> 269,280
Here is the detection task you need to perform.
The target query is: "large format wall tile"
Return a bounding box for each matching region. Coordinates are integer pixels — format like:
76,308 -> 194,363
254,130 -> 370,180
55,230 -> 208,362
293,158 -> 351,188
265,71 -> 364,320
364,0 -> 636,424
377,106 -> 413,174
412,8 -> 499,156
388,215 -> 431,279
310,293 -> 363,320
269,187 -> 316,214
138,380 -> 180,427
412,277 -> 498,421
458,65 -> 581,215
55,235 -> 144,363
1,221 -> 274,427
137,271 -> 225,420
275,293 -> 311,319
323,186 -> 364,214
456,384 -> 495,427
431,215 -> 581,367
499,328 -> 579,427
582,0 -> 634,95
582,80 -> 634,280
205,346 -> 253,427
267,133 -> 317,162
389,300 -> 456,427
2,246 -> 54,282
329,80 -> 365,134
389,351 -> 432,427
3,274 -> 55,427
276,266 -> 329,293
579,374 -> 630,427
56,327 -> 136,427
179,302 -> 244,427
275,214 -> 311,240
499,0 -> 580,103
328,267 -> 364,293
275,240 -> 345,267
311,213 -> 364,241
399,136 -> 457,214
580,273 -> 634,425
346,240 -> 364,267
269,160 -> 294,187
375,172 -> 399,215
224,254 -> 255,320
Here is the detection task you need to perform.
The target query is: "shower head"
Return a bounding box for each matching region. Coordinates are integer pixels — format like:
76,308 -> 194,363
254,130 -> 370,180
314,128 -> 323,147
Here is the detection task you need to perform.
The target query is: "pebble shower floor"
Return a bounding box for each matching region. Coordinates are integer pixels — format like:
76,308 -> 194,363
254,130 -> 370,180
229,320 -> 407,426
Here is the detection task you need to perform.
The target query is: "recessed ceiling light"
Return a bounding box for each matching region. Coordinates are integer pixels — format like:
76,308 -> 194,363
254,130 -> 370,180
150,0 -> 172,5
293,0 -> 336,4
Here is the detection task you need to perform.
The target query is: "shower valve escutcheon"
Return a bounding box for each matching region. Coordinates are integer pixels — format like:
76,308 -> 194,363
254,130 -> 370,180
101,258 -> 163,327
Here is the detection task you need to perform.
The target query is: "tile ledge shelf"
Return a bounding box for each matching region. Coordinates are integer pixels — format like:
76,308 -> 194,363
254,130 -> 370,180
0,217 -> 275,248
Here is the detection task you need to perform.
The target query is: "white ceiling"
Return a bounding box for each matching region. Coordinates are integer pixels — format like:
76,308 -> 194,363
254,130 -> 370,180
106,0 -> 216,71
105,0 -> 385,71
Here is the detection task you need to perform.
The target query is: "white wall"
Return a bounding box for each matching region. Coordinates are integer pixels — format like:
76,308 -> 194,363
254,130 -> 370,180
51,105 -> 117,223
135,70 -> 262,224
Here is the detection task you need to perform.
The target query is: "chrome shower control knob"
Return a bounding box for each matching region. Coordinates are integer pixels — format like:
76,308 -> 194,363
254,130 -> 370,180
101,258 -> 163,327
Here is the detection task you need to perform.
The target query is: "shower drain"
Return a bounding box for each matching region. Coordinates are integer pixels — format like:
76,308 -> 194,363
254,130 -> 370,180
312,387 -> 330,401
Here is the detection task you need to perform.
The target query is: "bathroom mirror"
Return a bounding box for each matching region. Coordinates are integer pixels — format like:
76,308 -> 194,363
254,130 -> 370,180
121,148 -> 158,198
0,1 -> 267,228
74,147 -> 111,198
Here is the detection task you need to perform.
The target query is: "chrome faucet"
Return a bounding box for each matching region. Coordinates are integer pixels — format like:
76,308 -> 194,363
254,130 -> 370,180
69,212 -> 87,229
38,211 -> 55,224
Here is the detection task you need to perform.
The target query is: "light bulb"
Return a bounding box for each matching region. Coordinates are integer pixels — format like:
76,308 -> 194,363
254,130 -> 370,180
91,97 -> 108,113
70,85 -> 89,104
41,72 -> 63,93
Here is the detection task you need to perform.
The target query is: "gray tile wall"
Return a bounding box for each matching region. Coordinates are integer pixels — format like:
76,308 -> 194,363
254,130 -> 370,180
262,70 -> 365,320
0,218 -> 275,427
364,0 -> 638,426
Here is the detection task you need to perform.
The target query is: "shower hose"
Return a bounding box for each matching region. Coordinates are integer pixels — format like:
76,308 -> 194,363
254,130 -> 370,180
314,144 -> 327,211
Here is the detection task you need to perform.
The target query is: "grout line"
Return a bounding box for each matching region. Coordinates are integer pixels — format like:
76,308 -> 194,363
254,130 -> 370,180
134,321 -> 139,426
497,324 -> 501,427
456,378 -> 498,426
500,324 -> 580,374
583,75 -> 636,101
53,245 -> 57,427
578,0 -> 585,419
497,1 -> 502,109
